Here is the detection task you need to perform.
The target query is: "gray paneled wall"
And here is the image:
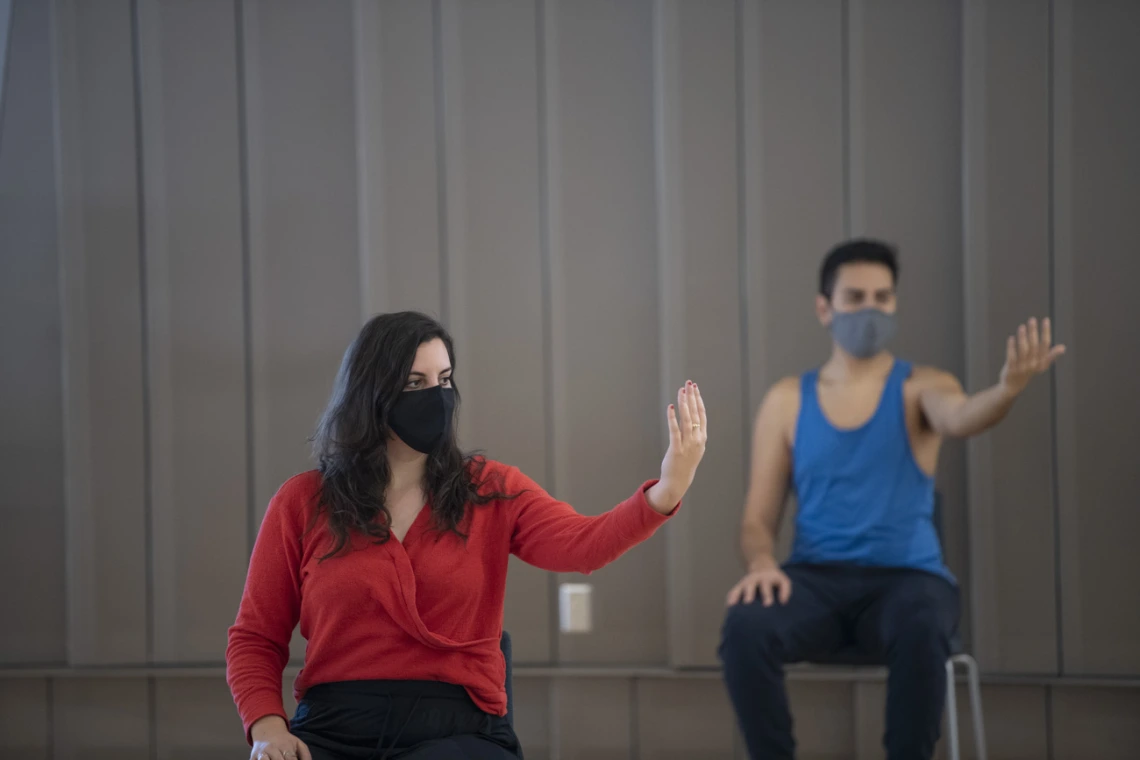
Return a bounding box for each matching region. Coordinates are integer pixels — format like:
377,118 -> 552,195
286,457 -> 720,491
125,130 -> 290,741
963,0 -> 1058,675
136,0 -> 250,665
55,0 -> 151,667
2,0 -> 1139,757
1054,0 -> 1140,677
0,0 -> 11,122
0,0 -> 67,664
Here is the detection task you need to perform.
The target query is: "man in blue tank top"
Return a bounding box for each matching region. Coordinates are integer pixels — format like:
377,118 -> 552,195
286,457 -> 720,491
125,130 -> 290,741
718,240 -> 1064,760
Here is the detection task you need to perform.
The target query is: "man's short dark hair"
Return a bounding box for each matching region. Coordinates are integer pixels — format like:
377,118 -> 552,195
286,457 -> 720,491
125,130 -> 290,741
819,238 -> 899,299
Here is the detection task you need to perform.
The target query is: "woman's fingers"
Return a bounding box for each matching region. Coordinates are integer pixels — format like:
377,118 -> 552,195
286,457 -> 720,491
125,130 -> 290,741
693,383 -> 707,434
287,740 -> 313,760
687,380 -> 700,428
677,384 -> 693,438
666,403 -> 681,445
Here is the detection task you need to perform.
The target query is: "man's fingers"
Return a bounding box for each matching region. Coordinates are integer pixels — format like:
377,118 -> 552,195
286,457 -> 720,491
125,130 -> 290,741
1042,316 -> 1053,350
1017,324 -> 1030,361
1006,336 -> 1016,368
760,580 -> 775,607
1044,344 -> 1067,369
778,577 -> 792,605
728,575 -> 793,607
1029,317 -> 1045,370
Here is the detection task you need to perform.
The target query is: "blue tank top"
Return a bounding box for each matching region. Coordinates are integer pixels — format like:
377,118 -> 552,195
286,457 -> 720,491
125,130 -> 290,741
788,359 -> 953,581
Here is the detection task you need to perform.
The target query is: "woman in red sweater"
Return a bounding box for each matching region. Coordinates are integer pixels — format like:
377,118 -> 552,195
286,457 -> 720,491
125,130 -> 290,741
227,311 -> 707,760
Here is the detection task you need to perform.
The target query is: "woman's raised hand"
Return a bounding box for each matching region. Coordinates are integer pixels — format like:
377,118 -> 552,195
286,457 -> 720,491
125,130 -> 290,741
646,381 -> 708,514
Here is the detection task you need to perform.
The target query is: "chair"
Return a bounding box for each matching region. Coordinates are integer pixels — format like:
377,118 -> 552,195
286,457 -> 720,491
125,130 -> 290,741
500,630 -> 514,728
804,493 -> 986,760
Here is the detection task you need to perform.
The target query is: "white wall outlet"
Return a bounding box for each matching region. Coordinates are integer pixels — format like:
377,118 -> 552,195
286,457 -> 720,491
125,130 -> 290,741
558,583 -> 593,634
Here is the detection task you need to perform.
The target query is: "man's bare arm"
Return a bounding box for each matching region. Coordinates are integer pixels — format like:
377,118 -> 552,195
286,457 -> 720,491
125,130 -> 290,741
916,370 -> 1016,438
919,317 -> 1065,438
740,378 -> 796,570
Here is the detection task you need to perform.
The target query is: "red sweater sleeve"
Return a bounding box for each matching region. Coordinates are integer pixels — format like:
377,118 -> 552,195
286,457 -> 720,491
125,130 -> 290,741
505,466 -> 679,573
226,474 -> 308,743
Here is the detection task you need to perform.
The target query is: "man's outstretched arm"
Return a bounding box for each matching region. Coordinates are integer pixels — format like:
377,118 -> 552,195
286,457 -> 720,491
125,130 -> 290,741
919,317 -> 1065,438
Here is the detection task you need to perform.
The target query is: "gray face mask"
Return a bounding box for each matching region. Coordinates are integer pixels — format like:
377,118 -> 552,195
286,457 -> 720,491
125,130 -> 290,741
829,308 -> 897,359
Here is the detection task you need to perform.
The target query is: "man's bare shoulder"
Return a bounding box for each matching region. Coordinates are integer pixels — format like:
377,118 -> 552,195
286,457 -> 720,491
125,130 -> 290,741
907,364 -> 962,407
907,364 -> 962,392
766,375 -> 802,408
753,376 -> 801,445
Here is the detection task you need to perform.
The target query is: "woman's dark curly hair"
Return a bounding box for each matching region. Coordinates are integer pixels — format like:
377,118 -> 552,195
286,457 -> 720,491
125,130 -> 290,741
311,311 -> 512,559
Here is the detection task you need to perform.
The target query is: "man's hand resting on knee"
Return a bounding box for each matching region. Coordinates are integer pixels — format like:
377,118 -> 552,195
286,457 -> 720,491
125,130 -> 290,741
726,559 -> 792,607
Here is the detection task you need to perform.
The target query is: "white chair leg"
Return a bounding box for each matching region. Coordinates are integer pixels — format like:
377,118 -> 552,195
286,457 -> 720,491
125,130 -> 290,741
960,654 -> 987,760
945,658 -> 960,760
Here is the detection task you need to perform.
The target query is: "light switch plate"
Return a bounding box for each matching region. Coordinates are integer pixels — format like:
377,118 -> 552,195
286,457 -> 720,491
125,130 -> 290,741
558,583 -> 593,633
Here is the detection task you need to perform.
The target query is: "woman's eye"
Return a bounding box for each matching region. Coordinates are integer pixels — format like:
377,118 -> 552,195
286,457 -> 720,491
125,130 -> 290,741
441,377 -> 453,387
406,380 -> 422,390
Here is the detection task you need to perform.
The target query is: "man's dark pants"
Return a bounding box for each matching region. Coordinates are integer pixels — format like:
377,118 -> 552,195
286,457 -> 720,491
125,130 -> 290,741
720,564 -> 959,760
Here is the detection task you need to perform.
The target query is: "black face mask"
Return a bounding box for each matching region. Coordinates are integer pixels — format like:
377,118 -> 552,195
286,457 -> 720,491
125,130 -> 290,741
388,386 -> 456,454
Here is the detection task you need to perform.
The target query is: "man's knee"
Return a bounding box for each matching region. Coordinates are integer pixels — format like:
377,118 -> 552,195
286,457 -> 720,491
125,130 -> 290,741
720,601 -> 787,664
886,599 -> 952,660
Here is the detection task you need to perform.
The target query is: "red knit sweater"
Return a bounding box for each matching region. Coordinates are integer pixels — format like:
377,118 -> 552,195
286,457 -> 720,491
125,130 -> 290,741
225,459 -> 677,740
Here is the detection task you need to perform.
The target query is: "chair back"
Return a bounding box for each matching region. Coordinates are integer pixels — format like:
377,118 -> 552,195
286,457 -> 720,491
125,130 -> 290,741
932,490 -> 944,547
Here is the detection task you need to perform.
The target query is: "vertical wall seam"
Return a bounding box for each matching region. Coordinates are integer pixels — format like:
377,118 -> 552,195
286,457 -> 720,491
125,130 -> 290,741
734,0 -> 750,486
128,0 -> 155,666
47,0 -> 78,669
0,0 -> 15,150
432,0 -> 450,323
841,0 -> 851,239
45,678 -> 55,758
1047,0 -> 1065,679
535,0 -> 560,667
1044,684 -> 1055,760
148,675 -> 158,759
628,677 -> 639,759
235,0 -> 257,560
